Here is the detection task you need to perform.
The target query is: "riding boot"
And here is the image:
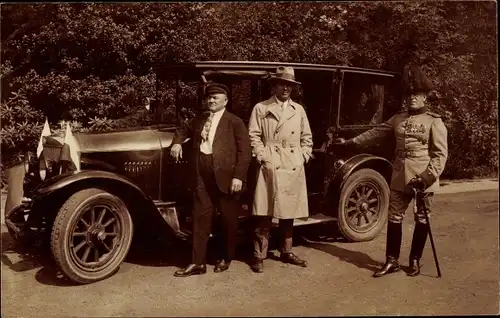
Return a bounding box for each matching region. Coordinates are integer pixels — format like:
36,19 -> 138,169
407,222 -> 429,277
373,222 -> 402,278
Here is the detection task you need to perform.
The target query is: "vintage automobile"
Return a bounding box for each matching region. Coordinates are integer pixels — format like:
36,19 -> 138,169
6,61 -> 403,284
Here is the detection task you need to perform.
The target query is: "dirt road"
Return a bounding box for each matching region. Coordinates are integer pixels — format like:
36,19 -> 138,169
1,190 -> 498,316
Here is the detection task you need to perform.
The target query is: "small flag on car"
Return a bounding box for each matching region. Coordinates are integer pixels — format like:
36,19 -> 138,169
36,118 -> 51,158
60,122 -> 81,172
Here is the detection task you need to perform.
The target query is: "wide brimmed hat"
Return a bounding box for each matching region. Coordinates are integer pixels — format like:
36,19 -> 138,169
402,64 -> 434,95
268,66 -> 301,85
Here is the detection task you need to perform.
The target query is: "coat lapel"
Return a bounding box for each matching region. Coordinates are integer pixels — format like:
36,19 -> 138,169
194,112 -> 210,146
212,109 -> 229,146
263,98 -> 282,122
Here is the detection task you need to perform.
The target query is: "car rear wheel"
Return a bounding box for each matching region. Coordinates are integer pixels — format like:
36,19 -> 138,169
337,169 -> 389,242
50,188 -> 133,284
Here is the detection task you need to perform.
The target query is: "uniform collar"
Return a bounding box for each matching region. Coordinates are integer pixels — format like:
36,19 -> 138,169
408,105 -> 428,115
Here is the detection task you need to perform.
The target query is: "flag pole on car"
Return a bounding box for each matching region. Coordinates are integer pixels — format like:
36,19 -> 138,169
60,122 -> 81,172
36,118 -> 51,158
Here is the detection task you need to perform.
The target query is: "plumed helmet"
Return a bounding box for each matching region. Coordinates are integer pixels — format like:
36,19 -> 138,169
401,64 -> 434,95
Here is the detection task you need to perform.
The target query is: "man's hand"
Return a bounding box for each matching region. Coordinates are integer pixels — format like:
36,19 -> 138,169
170,144 -> 183,162
334,138 -> 347,145
409,175 -> 426,190
230,178 -> 243,194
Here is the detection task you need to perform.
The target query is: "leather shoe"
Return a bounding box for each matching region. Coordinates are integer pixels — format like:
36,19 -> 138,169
280,253 -> 307,267
372,258 -> 400,278
214,259 -> 231,273
174,264 -> 207,277
407,258 -> 421,277
250,258 -> 264,273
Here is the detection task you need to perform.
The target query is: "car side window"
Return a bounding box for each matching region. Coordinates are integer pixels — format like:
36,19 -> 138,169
339,72 -> 389,126
230,79 -> 254,122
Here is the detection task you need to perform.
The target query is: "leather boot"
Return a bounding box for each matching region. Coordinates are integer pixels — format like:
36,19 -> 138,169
250,258 -> 264,273
280,252 -> 308,267
373,222 -> 402,278
174,264 -> 207,277
407,223 -> 429,277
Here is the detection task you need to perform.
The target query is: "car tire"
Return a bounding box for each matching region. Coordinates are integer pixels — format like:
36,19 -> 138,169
50,188 -> 133,284
337,168 -> 389,242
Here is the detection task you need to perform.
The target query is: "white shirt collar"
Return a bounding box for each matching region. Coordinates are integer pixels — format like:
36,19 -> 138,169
210,108 -> 225,117
274,95 -> 289,109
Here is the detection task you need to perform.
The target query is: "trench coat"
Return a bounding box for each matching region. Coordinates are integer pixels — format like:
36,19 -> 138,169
248,96 -> 313,219
352,106 -> 448,193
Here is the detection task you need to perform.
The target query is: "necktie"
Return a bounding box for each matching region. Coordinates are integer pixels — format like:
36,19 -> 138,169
201,112 -> 215,142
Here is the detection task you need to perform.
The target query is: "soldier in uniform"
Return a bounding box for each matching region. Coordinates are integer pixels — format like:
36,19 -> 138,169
336,64 -> 448,277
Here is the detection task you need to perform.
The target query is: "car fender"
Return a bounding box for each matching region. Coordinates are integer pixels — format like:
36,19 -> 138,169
328,154 -> 392,199
30,170 -> 171,235
35,170 -> 145,196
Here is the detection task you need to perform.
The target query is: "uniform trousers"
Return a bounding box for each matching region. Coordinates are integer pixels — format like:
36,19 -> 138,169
192,152 -> 239,265
253,217 -> 294,260
389,190 -> 433,224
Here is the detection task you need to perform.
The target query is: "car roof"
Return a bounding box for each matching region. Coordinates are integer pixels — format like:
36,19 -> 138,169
157,61 -> 399,77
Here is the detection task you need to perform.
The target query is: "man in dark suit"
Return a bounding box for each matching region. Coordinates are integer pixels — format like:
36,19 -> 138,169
170,82 -> 251,277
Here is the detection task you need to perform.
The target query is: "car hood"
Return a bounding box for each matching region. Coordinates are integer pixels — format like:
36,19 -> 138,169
66,127 -> 176,153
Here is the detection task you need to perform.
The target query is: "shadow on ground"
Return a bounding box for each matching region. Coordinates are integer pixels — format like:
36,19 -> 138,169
0,231 -> 75,287
1,222 -> 386,285
295,224 -> 384,273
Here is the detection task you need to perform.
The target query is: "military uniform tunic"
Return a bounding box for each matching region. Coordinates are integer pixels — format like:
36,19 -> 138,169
352,106 -> 448,223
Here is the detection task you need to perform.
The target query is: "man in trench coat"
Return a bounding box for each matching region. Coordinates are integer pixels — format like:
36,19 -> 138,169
248,66 -> 313,273
336,64 -> 448,278
170,82 -> 251,277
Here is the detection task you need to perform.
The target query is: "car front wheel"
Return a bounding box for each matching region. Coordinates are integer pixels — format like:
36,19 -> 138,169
337,168 -> 389,242
50,188 -> 133,284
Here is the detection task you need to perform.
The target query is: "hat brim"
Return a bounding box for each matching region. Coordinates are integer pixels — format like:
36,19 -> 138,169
268,76 -> 301,85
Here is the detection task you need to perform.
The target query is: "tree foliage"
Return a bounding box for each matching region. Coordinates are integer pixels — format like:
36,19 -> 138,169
1,2 -> 497,178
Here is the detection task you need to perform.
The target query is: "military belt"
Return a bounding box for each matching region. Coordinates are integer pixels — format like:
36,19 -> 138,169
396,149 -> 418,159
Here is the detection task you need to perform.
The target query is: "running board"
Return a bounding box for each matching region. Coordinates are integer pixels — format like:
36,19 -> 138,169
272,213 -> 337,227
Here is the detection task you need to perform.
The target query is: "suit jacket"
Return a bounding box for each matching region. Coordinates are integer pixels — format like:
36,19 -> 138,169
172,109 -> 252,194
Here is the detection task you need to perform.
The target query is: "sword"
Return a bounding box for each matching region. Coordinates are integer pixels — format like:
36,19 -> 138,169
413,187 -> 442,278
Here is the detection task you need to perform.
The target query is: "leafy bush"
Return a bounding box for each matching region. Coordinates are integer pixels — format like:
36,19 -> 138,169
1,2 -> 497,179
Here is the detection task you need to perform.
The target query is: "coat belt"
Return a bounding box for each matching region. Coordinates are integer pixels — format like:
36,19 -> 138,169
266,140 -> 298,148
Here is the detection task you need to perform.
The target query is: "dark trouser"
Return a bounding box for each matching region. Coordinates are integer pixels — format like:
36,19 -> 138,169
389,190 -> 433,224
192,153 -> 239,265
253,216 -> 294,260
386,190 -> 433,261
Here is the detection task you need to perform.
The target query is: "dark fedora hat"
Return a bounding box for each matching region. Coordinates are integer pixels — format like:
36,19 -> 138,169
268,66 -> 301,85
205,82 -> 229,96
402,64 -> 434,95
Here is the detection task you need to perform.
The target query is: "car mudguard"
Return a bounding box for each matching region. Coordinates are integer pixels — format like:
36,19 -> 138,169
328,153 -> 392,199
29,170 -> 171,234
35,170 -> 144,195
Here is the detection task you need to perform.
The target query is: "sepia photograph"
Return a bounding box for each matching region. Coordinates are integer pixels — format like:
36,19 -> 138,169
1,2 -> 498,316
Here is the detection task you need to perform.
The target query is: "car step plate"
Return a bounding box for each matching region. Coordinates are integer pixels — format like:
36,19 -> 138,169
272,213 -> 336,227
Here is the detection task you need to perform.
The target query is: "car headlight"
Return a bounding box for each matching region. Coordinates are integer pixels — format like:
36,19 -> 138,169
39,154 -> 48,181
334,159 -> 345,171
24,152 -> 32,174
